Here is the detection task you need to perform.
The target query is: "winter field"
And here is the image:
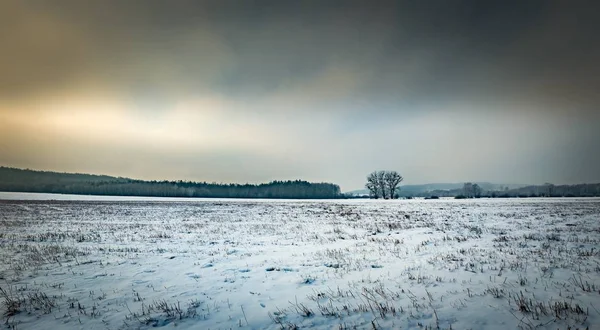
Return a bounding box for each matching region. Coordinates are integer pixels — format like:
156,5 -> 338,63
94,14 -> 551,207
0,193 -> 599,330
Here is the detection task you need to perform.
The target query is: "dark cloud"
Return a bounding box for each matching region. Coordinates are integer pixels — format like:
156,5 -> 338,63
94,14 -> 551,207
2,1 -> 598,105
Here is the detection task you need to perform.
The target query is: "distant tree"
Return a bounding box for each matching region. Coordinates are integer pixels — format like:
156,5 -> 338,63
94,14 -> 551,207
365,170 -> 403,199
544,183 -> 555,197
462,183 -> 482,198
384,171 -> 404,199
472,183 -> 482,198
366,171 -> 381,198
463,182 -> 473,198
376,171 -> 387,199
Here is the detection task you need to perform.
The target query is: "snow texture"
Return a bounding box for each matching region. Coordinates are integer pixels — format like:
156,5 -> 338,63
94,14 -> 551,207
0,193 -> 599,329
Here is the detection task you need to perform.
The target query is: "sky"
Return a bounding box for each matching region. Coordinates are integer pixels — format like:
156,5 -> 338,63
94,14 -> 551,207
1,0 -> 599,191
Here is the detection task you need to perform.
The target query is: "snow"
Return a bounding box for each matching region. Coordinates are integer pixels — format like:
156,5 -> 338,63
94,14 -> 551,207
0,194 -> 599,329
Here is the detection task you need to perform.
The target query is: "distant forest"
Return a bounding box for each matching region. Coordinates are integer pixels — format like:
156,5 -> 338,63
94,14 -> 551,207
407,183 -> 600,198
0,167 -> 342,199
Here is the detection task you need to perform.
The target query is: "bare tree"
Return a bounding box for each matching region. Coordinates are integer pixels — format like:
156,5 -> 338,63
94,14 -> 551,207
462,182 -> 481,198
472,183 -> 481,198
376,171 -> 387,199
365,170 -> 403,199
463,182 -> 473,198
384,171 -> 404,199
544,183 -> 555,197
366,172 -> 380,198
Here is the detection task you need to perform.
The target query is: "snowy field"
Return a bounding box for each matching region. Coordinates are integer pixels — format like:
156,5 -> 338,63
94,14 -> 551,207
0,194 -> 599,329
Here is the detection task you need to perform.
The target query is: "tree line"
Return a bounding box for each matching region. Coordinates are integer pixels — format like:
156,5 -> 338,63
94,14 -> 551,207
481,183 -> 600,198
0,167 -> 342,199
417,182 -> 600,198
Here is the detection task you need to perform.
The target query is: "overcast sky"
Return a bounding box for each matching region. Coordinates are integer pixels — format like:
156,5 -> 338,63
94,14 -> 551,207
1,0 -> 599,191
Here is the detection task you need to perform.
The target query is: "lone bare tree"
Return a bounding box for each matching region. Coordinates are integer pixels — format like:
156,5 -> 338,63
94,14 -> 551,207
365,170 -> 403,199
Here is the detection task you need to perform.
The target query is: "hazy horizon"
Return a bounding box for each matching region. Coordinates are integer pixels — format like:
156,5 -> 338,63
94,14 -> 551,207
0,165 -> 590,193
2,1 -> 599,191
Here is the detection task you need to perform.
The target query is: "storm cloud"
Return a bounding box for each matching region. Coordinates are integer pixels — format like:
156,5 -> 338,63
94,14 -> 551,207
1,0 -> 599,190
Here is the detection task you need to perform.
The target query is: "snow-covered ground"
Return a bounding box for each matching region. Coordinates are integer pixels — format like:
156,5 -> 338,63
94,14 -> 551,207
0,194 -> 599,329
